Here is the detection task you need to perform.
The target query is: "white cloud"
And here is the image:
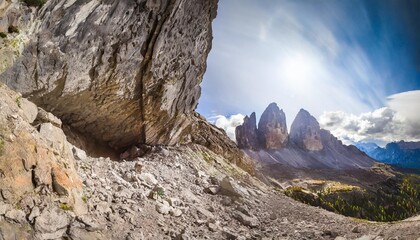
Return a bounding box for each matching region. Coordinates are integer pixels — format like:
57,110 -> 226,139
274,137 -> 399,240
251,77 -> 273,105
210,114 -> 245,142
319,90 -> 420,144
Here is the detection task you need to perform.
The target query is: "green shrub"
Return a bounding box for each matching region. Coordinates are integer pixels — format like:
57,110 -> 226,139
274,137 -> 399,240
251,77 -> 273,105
0,32 -> 7,38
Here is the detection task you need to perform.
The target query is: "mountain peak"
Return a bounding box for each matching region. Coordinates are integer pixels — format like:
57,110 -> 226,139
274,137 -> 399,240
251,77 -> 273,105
258,103 -> 288,149
290,109 -> 323,151
235,112 -> 259,150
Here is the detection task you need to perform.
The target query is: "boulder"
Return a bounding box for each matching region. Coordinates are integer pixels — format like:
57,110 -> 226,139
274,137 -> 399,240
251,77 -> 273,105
20,98 -> 38,124
219,177 -> 249,199
155,203 -> 171,215
72,146 -> 87,160
204,185 -> 220,195
39,123 -> 72,157
232,211 -> 259,228
34,207 -> 71,239
140,173 -> 158,186
0,202 -> 12,215
35,108 -> 62,127
5,209 -> 26,223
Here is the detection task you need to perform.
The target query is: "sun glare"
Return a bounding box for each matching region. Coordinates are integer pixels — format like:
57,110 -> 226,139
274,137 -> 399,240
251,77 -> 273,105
279,52 -> 319,88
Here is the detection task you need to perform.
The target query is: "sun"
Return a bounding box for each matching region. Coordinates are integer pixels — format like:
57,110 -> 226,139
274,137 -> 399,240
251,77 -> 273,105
280,52 -> 317,84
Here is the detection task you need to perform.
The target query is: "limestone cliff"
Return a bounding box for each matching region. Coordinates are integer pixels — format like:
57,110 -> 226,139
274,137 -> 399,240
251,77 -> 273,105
1,0 -> 218,149
289,109 -> 323,151
235,112 -> 259,150
258,103 -> 288,149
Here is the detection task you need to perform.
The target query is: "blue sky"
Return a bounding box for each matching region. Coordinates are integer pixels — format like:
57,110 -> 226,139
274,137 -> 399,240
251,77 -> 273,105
197,0 -> 420,144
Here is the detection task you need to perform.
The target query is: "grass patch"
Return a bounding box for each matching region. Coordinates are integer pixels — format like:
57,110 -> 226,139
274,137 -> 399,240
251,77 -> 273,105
0,139 -> 4,156
59,203 -> 73,211
285,176 -> 420,222
15,96 -> 21,108
202,151 -> 214,163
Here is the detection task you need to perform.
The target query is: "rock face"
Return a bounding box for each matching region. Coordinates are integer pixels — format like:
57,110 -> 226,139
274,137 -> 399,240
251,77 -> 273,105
1,0 -> 218,148
0,84 -> 84,214
189,113 -> 255,174
235,112 -> 259,150
235,103 -> 289,150
0,0 -> 35,73
258,103 -> 288,149
237,104 -> 375,172
290,109 -> 323,151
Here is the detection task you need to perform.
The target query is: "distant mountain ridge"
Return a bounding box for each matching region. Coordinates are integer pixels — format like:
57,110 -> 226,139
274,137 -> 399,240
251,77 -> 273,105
235,103 -> 376,181
356,141 -> 420,169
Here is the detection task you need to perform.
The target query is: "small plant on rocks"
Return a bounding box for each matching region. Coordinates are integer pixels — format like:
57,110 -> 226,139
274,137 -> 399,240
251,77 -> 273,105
59,203 -> 72,211
0,139 -> 4,155
15,96 -> 22,108
157,189 -> 165,197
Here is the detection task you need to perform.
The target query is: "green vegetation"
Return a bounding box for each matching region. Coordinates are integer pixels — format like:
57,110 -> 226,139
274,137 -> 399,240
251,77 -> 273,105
0,139 -> 4,155
59,203 -> 73,211
82,196 -> 88,203
15,96 -> 22,108
22,0 -> 47,7
285,176 -> 420,222
0,32 -> 7,38
157,189 -> 165,197
202,151 -> 214,163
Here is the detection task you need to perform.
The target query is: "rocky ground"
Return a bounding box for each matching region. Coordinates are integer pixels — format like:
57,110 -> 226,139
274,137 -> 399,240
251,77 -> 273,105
5,146 -> 420,239
69,145 -> 420,240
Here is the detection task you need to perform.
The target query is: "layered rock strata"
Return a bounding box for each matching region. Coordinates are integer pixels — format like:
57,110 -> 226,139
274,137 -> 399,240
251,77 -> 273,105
1,0 -> 218,149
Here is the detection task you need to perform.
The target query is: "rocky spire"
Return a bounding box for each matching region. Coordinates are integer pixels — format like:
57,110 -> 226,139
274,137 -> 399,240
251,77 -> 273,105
290,109 -> 323,151
235,112 -> 260,150
258,103 -> 288,149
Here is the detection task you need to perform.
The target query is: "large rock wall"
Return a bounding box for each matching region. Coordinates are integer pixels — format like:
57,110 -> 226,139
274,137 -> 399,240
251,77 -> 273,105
235,112 -> 260,150
258,103 -> 288,149
1,0 -> 218,148
290,109 -> 323,151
